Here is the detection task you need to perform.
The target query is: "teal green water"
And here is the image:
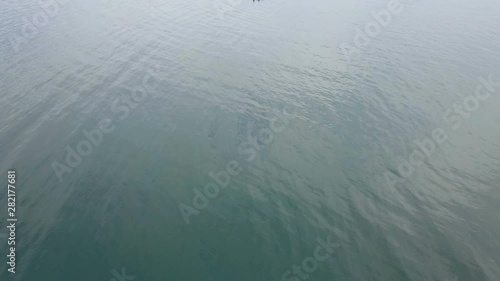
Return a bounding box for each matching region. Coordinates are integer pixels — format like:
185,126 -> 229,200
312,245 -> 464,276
1,0 -> 500,280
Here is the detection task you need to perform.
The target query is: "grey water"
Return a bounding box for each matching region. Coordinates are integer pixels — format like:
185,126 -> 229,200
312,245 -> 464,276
0,0 -> 499,280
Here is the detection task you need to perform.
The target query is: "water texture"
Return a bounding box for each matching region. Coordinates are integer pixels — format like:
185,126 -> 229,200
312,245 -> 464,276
0,0 -> 499,280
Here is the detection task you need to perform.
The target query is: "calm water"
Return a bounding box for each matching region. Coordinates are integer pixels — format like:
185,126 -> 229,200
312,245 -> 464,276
1,0 -> 500,280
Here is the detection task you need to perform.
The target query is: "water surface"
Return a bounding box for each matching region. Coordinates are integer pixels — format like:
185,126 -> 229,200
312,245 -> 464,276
1,0 -> 500,280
